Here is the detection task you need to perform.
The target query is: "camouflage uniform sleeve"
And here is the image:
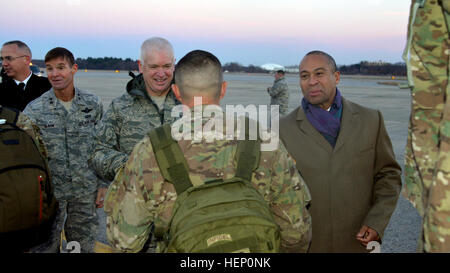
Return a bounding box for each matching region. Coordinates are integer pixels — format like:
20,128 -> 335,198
93,102 -> 109,189
268,142 -> 312,253
402,0 -> 450,252
403,128 -> 425,216
16,112 -> 48,160
104,136 -> 155,253
268,80 -> 287,98
89,101 -> 129,182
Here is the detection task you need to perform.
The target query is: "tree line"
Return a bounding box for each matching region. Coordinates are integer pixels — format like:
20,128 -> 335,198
31,58 -> 406,76
222,62 -> 268,73
222,61 -> 406,76
339,61 -> 406,76
32,57 -> 139,71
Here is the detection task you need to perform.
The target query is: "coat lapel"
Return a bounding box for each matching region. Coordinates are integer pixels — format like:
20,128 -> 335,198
294,98 -> 358,154
334,98 -> 357,153
24,74 -> 35,93
295,106 -> 334,154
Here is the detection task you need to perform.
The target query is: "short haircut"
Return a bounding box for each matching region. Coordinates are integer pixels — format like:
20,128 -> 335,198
304,50 -> 338,72
45,47 -> 75,67
276,70 -> 285,75
2,40 -> 32,58
174,50 -> 223,100
140,37 -> 174,63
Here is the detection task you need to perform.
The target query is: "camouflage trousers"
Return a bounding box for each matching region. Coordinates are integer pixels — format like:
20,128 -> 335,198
30,193 -> 98,253
403,0 -> 450,253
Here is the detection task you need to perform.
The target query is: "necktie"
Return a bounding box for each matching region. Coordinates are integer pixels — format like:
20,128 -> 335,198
18,82 -> 25,91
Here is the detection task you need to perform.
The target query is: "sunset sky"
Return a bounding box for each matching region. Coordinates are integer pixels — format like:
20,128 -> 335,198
0,0 -> 411,66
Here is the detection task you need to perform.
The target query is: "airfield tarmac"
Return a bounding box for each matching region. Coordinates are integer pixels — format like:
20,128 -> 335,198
73,71 -> 421,253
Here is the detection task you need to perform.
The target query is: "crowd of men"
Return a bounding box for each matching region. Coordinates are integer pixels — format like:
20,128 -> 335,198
0,0 -> 448,253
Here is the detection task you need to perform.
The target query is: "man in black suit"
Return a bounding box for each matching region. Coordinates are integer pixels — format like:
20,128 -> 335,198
0,40 -> 51,111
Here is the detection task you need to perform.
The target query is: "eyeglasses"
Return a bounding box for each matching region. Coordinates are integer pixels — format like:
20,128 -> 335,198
0,55 -> 27,63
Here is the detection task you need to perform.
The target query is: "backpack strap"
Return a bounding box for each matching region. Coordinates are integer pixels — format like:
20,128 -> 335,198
0,106 -> 20,125
149,119 -> 261,192
148,124 -> 193,195
235,116 -> 261,182
235,139 -> 261,182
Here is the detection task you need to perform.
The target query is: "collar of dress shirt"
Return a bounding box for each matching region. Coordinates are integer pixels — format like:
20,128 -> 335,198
14,71 -> 32,87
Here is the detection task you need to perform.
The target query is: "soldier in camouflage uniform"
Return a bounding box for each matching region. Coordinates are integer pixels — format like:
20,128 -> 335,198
89,37 -> 180,182
24,47 -> 105,253
402,0 -> 450,252
267,69 -> 289,115
104,50 -> 312,253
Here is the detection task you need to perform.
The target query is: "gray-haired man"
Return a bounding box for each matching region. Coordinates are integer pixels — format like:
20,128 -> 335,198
89,37 -> 181,182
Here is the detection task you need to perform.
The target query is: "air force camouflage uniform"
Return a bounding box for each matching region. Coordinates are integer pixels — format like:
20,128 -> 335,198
89,74 -> 180,182
104,108 -> 312,253
268,76 -> 289,115
402,0 -> 450,252
24,88 -> 104,253
15,110 -> 49,160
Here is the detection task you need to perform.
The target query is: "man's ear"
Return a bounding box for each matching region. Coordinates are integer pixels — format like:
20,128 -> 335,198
25,55 -> 32,66
72,63 -> 78,74
219,81 -> 227,100
334,71 -> 341,85
137,60 -> 143,73
172,83 -> 183,102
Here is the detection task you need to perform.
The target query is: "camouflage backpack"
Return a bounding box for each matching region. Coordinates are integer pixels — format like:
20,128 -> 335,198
148,124 -> 281,253
0,106 -> 58,251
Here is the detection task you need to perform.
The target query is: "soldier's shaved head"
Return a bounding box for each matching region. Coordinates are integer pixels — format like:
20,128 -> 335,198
174,50 -> 223,102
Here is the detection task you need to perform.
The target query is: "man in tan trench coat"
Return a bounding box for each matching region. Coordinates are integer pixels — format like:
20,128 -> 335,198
280,51 -> 402,252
